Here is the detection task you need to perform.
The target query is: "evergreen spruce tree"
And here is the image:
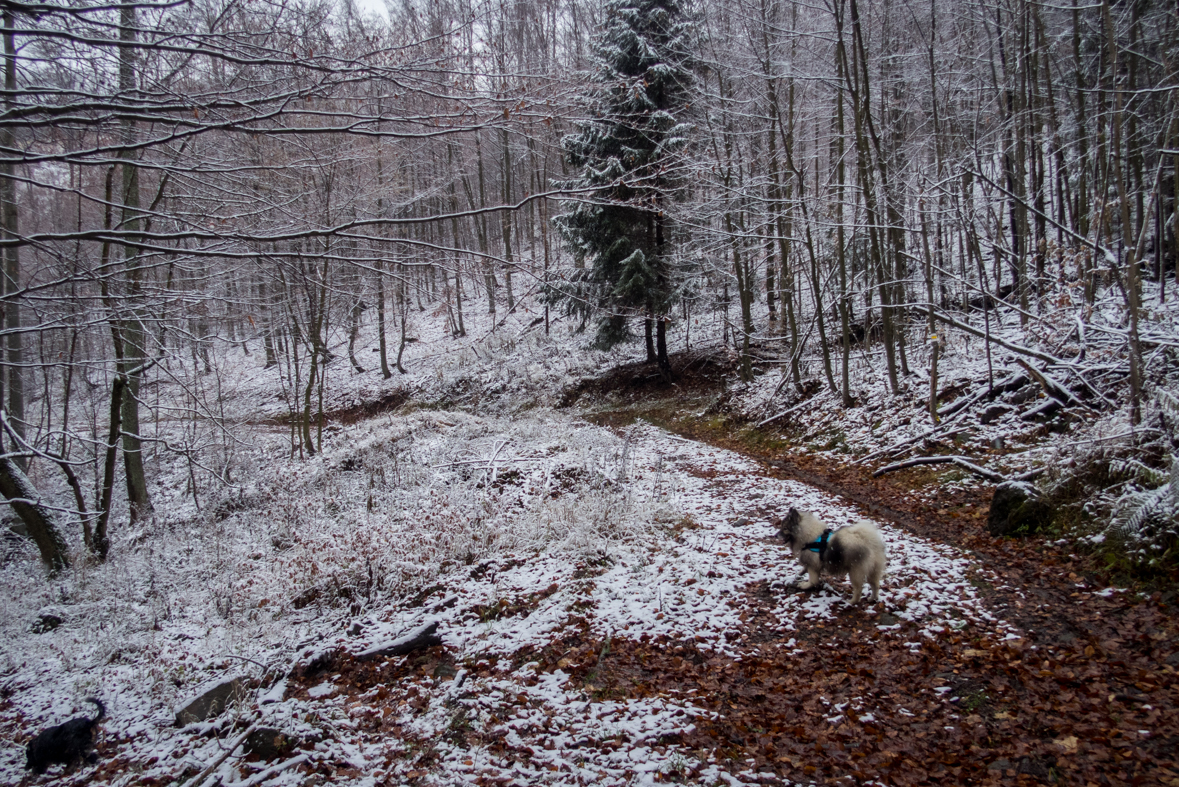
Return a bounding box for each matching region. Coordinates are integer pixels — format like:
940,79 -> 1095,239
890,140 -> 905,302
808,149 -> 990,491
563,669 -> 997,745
553,0 -> 696,376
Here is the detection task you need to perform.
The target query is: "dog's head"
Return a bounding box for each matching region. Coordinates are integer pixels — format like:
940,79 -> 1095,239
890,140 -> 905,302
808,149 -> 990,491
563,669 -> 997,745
776,508 -> 803,549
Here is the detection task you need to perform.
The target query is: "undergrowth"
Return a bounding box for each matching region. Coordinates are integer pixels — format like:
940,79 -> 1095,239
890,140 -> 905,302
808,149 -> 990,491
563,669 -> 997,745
1040,389 -> 1179,578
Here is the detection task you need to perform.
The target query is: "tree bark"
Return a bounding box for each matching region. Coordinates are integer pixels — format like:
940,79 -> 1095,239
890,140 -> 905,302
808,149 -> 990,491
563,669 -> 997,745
1102,0 -> 1143,425
922,200 -> 939,424
376,258 -> 391,378
348,299 -> 366,373
117,4 -> 152,524
835,46 -> 853,408
0,452 -> 69,573
93,376 -> 127,560
1,10 -> 25,466
500,126 -> 515,313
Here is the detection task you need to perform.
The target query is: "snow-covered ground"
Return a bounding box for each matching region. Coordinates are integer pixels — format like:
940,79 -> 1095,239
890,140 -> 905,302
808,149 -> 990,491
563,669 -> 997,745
1,409 -> 1017,786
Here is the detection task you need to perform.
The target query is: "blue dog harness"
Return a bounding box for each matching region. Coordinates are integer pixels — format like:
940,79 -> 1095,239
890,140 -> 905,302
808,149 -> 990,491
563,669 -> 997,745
805,529 -> 832,559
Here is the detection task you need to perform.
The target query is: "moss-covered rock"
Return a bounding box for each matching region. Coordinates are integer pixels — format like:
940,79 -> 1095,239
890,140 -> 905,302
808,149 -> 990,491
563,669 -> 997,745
988,481 -> 1054,537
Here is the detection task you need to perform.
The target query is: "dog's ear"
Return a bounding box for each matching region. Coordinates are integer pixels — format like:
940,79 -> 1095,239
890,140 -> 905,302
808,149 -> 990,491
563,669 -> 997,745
784,508 -> 801,535
776,510 -> 798,543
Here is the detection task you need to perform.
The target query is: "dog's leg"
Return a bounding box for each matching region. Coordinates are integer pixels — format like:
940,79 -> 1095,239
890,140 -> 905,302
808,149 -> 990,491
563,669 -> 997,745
848,567 -> 865,604
798,567 -> 821,590
869,563 -> 884,602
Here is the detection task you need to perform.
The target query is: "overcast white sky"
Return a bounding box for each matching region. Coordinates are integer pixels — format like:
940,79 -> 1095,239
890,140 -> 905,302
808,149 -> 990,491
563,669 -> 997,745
346,0 -> 389,19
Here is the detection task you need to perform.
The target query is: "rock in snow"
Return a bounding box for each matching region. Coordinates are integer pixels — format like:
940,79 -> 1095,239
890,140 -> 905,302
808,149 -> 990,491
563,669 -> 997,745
987,480 -> 1054,537
173,676 -> 249,726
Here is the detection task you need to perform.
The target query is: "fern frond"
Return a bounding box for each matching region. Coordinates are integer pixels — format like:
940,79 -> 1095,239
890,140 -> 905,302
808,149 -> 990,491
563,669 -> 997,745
1112,487 -> 1162,536
1156,389 -> 1179,436
1169,455 -> 1179,501
1109,453 -> 1179,563
1109,458 -> 1164,485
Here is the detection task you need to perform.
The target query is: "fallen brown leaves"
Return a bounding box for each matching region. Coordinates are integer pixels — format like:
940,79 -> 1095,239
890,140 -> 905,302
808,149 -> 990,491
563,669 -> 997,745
724,448 -> 1178,785
590,375 -> 1178,783
86,424 -> 1179,786
556,577 -> 1175,785
587,411 -> 1179,783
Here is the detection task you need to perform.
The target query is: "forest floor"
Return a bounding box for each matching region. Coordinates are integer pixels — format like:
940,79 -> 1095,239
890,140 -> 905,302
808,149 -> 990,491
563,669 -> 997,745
4,328 -> 1179,786
567,352 -> 1179,785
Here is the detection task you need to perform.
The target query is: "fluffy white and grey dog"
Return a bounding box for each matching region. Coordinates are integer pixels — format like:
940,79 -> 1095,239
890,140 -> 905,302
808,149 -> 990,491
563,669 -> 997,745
776,508 -> 887,604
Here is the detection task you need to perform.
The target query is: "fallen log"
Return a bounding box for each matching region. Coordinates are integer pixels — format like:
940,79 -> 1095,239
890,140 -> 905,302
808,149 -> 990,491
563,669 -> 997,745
757,396 -> 815,428
937,372 -> 1029,421
1062,366 -> 1119,410
190,722 -> 260,787
355,620 -> 442,662
936,392 -> 981,421
855,426 -> 972,465
872,455 -> 1045,483
1020,398 -> 1062,421
1016,359 -> 1088,409
872,455 -> 1006,483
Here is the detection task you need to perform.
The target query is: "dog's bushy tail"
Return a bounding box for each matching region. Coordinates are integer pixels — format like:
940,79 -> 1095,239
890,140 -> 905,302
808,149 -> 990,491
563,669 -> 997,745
851,520 -> 885,543
86,698 -> 105,723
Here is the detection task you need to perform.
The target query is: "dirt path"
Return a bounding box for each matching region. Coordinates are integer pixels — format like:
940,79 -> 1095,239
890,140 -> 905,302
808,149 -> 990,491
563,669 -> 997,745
585,410 -> 1179,785
262,418 -> 1177,786
13,408 -> 1175,787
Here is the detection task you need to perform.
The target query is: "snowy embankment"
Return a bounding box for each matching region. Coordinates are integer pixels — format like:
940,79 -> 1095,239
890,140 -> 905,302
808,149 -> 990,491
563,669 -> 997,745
1,411 -> 1015,786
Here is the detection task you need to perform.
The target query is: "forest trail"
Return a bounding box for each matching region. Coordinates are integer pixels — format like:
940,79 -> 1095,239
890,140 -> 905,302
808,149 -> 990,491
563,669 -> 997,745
259,421 -> 1013,786
196,422 -> 1174,786
604,416 -> 1179,785
5,409 -> 1177,787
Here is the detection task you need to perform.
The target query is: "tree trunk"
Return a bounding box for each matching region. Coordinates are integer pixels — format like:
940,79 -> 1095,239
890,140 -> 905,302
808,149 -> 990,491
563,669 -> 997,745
1172,118 -> 1179,296
453,268 -> 466,337
395,277 -> 409,375
727,211 -> 755,382
376,140 -> 394,377
474,132 -> 497,314
0,451 -> 69,573
834,46 -> 853,408
842,0 -> 899,393
348,299 -> 366,373
1072,0 -> 1090,243
263,327 -> 278,368
1102,0 -> 1142,425
117,4 -> 152,524
764,66 -> 801,390
656,318 -> 670,377
376,258 -> 391,378
922,200 -> 939,424
1,11 -> 25,467
300,322 -> 317,458
447,169 -> 468,338
93,376 -> 126,560
500,126 -> 515,313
